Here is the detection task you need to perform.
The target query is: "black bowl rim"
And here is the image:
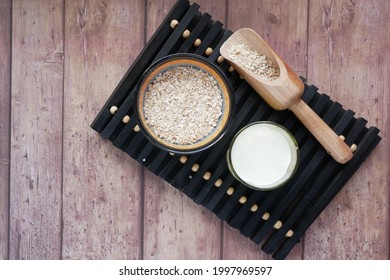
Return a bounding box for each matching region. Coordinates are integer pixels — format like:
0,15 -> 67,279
134,53 -> 235,154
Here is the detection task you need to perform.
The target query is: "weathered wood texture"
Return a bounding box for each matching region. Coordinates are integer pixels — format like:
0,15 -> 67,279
0,0 -> 11,260
62,0 -> 145,259
3,0 -> 389,260
304,0 -> 390,259
227,0 -> 308,72
9,0 -> 64,259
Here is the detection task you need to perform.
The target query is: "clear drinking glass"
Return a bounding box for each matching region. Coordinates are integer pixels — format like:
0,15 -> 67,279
227,121 -> 299,191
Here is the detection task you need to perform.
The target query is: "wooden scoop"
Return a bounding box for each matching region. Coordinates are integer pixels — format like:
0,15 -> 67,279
220,28 -> 353,164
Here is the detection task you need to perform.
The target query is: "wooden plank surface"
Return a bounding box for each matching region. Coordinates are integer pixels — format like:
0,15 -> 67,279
3,0 -> 389,260
142,0 -> 225,259
62,0 -> 145,259
227,0 -> 308,72
223,0 -> 309,260
304,0 -> 390,259
9,0 -> 64,259
0,0 -> 11,260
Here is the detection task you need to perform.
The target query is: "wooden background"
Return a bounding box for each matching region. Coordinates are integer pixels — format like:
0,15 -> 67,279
0,0 -> 389,260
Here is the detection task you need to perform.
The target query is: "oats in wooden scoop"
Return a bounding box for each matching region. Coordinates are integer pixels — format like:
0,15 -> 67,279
228,44 -> 280,80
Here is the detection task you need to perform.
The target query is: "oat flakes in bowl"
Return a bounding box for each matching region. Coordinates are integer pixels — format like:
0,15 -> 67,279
135,53 -> 234,154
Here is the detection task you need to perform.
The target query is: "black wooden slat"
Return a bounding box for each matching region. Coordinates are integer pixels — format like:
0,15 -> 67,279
150,58 -> 246,184
194,99 -> 272,205
216,109 -> 300,222
199,103 -> 276,208
194,163 -> 230,203
133,18 -> 234,168
273,127 -> 381,259
333,110 -> 357,141
109,8 -> 217,168
226,186 -> 267,230
100,88 -> 137,139
262,118 -> 368,255
131,142 -> 157,166
112,116 -> 138,149
239,93 -> 334,238
147,150 -> 171,174
250,97 -> 346,243
177,13 -> 212,53
217,184 -> 251,221
136,141 -> 157,164
208,30 -> 233,62
157,154 -> 184,182
227,87 -> 320,230
99,4 -> 200,140
215,105 -> 297,221
182,93 -> 263,199
124,131 -> 148,158
194,21 -> 223,56
166,81 -> 252,189
253,150 -> 330,243
204,174 -> 238,212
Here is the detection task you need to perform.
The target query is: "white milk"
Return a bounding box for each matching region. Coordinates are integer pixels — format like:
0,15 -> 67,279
229,122 -> 298,190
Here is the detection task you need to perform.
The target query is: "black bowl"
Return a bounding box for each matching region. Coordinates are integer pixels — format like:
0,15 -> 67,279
135,53 -> 234,154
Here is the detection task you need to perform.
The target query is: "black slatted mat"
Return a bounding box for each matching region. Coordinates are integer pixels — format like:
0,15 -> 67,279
90,0 -> 381,259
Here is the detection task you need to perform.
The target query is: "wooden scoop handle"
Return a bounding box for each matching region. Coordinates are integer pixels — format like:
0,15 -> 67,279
289,99 -> 353,164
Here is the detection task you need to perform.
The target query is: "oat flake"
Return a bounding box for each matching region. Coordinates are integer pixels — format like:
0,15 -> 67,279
228,44 -> 280,80
143,66 -> 223,145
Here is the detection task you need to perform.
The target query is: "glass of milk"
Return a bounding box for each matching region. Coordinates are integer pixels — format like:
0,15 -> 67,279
227,121 -> 299,191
